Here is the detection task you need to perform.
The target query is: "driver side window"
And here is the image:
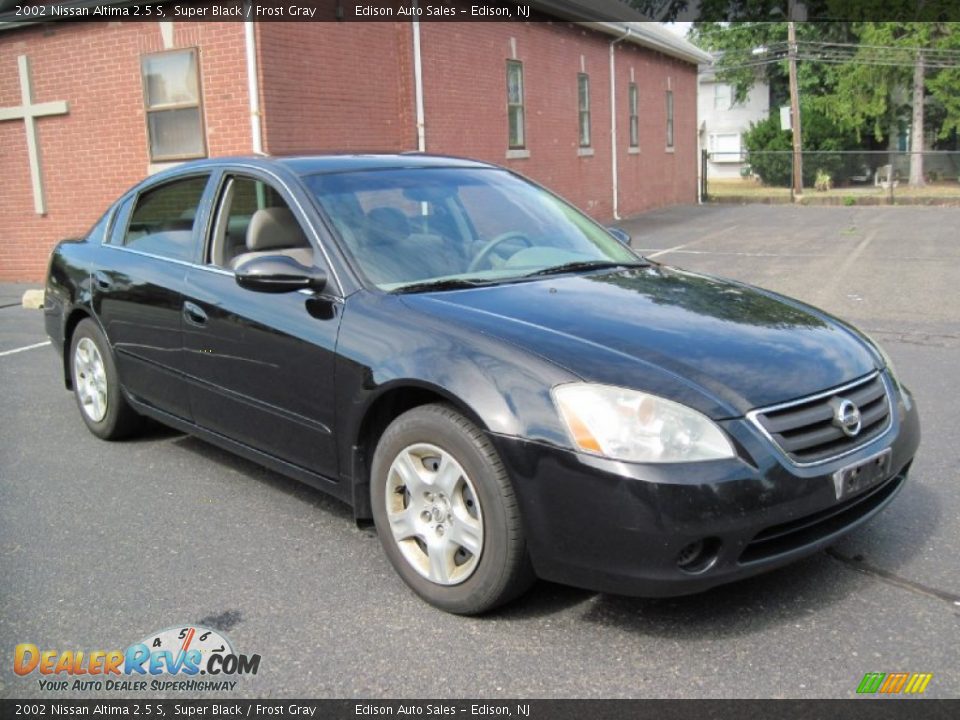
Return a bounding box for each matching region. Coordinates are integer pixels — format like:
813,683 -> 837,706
209,175 -> 316,271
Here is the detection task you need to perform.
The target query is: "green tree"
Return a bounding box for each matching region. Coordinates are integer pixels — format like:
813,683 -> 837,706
693,21 -> 960,187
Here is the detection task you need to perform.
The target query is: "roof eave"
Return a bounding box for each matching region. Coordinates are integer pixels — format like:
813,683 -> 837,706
578,21 -> 713,65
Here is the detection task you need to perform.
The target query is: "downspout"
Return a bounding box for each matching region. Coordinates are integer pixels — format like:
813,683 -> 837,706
244,16 -> 264,154
609,25 -> 631,220
412,14 -> 426,152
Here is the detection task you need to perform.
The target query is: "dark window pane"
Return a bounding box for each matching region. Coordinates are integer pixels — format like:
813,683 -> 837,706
666,90 -> 674,148
124,175 -> 209,261
142,50 -> 199,109
147,107 -> 205,159
506,61 -> 525,149
578,74 -> 590,147
507,62 -> 523,104
108,196 -> 135,245
509,106 -> 525,148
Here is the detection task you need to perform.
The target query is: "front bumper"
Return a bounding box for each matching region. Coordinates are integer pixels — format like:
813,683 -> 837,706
491,377 -> 920,597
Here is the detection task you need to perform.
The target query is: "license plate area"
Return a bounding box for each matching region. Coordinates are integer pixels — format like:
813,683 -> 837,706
833,449 -> 892,501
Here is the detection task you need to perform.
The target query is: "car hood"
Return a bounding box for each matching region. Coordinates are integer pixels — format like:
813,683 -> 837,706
402,265 -> 879,418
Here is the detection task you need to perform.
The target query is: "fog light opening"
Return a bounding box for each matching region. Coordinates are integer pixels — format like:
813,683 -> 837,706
676,537 -> 721,574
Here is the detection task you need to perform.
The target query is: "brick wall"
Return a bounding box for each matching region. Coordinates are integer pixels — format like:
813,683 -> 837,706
419,22 -> 697,221
257,22 -> 416,154
0,20 -> 699,281
614,41 -> 698,217
0,21 -> 250,281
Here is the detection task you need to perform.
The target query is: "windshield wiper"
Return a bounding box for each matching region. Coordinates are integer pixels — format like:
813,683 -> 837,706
391,278 -> 495,294
523,260 -> 649,278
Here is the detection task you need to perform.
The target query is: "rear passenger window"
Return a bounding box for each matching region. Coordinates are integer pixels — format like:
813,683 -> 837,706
108,196 -> 135,246
124,175 -> 209,261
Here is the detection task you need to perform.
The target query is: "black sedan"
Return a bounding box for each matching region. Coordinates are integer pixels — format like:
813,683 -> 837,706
44,154 -> 920,614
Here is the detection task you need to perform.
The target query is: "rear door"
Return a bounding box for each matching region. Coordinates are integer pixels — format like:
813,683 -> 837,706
181,170 -> 343,480
94,173 -> 214,419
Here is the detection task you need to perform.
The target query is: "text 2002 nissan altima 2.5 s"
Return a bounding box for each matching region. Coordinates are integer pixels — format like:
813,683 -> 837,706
45,154 -> 920,614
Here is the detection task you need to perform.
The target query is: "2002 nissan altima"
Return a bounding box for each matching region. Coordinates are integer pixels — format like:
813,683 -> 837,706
45,154 -> 920,614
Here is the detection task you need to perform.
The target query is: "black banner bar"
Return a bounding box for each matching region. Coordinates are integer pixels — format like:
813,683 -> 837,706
2,699 -> 960,719
2,0 -> 960,25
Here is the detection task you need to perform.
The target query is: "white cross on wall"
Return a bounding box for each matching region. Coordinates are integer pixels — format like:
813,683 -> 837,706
0,55 -> 69,215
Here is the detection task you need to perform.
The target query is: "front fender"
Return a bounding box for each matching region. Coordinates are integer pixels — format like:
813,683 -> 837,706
334,291 -> 577,468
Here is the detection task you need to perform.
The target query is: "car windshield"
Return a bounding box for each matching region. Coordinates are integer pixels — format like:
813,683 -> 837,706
303,167 -> 640,291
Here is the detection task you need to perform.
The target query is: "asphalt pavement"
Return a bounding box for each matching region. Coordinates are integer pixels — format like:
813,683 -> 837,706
1,204 -> 958,699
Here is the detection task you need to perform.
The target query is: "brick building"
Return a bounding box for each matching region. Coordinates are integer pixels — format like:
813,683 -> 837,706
0,3 -> 708,281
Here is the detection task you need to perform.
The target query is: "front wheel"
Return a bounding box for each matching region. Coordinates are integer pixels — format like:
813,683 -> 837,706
370,404 -> 533,614
69,318 -> 142,440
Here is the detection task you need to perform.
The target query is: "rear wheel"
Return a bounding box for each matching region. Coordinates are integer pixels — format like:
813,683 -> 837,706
69,319 -> 142,440
370,404 -> 533,614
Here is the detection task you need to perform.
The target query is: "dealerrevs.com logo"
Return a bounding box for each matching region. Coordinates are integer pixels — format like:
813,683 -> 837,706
14,626 -> 261,692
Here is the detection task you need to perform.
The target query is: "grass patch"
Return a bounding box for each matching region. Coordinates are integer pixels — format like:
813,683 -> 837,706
708,179 -> 960,201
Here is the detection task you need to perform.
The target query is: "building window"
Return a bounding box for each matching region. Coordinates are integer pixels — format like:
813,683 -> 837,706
578,73 -> 591,147
628,83 -> 639,148
141,49 -> 206,161
714,83 -> 731,110
709,133 -> 743,162
506,60 -> 525,149
666,90 -> 674,149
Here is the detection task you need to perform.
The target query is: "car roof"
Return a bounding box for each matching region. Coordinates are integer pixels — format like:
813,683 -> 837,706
166,153 -> 500,177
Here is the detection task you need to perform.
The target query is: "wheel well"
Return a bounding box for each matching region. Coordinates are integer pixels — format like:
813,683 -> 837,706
62,308 -> 91,390
351,386 -> 486,522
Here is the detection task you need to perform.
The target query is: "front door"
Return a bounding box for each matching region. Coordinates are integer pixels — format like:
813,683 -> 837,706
181,173 -> 342,480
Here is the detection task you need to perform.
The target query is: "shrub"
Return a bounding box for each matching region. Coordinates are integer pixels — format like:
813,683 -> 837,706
814,169 -> 833,191
744,106 -> 858,187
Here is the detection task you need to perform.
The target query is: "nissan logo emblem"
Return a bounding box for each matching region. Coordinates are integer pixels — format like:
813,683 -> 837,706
830,397 -> 862,437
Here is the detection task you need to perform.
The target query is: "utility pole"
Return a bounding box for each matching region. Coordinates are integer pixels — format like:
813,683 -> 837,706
787,19 -> 803,198
908,49 -> 925,187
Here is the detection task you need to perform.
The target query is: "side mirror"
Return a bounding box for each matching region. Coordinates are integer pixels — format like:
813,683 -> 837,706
234,254 -> 327,294
607,227 -> 631,245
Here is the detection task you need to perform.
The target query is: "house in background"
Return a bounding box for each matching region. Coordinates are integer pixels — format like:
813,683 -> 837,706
697,59 -> 769,181
0,3 -> 710,281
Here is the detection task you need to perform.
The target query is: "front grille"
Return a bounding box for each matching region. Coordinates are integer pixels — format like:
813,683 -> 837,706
739,471 -> 905,564
749,373 -> 891,465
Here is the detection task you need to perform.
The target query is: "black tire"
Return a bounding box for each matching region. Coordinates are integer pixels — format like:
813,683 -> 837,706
69,318 -> 142,440
370,404 -> 534,614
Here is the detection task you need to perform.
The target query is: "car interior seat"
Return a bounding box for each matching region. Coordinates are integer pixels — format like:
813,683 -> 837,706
230,207 -> 315,271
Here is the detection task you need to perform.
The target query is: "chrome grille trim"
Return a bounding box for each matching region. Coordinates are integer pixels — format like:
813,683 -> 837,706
746,371 -> 894,468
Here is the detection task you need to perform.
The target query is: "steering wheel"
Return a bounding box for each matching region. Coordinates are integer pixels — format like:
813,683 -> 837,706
467,232 -> 533,272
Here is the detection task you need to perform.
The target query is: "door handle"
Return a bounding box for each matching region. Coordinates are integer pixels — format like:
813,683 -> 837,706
93,271 -> 112,291
183,301 -> 208,327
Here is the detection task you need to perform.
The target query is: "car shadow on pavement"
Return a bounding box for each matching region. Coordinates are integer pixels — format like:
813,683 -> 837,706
118,418 -> 945,631
147,426 -> 357,523
496,483 -> 944,633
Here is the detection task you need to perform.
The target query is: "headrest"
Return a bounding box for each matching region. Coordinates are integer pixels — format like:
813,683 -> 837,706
246,207 -> 308,252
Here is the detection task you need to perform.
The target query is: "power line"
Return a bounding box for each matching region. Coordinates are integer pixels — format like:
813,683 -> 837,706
703,41 -> 960,72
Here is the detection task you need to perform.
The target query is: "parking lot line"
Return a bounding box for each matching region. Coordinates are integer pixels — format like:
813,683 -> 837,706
642,224 -> 741,259
0,340 -> 50,358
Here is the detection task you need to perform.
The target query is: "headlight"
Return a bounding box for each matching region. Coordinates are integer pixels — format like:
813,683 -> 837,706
552,383 -> 736,463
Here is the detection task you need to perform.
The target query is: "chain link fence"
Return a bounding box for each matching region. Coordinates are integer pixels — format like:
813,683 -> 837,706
702,150 -> 960,204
